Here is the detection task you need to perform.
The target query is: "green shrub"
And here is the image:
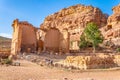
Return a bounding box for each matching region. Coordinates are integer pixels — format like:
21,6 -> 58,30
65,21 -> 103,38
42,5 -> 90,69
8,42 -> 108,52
116,48 -> 120,52
79,22 -> 103,53
1,58 -> 12,65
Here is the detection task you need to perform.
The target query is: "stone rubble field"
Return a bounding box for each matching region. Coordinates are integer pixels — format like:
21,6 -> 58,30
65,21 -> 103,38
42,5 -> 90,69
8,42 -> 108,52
18,53 -> 120,70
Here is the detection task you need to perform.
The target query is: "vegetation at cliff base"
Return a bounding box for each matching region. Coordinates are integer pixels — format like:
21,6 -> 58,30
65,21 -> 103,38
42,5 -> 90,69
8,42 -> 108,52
79,22 -> 104,53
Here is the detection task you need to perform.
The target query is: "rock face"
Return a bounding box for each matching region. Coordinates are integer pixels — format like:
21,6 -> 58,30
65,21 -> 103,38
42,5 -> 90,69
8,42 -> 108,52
11,19 -> 37,55
103,4 -> 120,46
41,4 -> 107,29
40,4 -> 108,52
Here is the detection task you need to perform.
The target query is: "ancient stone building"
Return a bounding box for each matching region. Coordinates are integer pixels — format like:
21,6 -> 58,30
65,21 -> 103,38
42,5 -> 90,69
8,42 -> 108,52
40,4 -> 107,52
11,19 -> 37,55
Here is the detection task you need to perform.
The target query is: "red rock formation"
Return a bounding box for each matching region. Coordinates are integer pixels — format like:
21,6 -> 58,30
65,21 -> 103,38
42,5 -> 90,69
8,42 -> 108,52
40,4 -> 108,52
41,4 -> 107,30
103,4 -> 120,46
108,4 -> 120,23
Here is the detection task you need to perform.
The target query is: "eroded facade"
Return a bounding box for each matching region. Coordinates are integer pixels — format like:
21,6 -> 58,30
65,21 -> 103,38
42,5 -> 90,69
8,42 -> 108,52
11,19 -> 37,55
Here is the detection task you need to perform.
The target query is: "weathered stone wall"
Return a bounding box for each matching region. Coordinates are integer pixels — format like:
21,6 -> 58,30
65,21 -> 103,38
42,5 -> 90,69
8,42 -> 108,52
11,19 -> 22,55
59,30 -> 70,53
20,22 -> 37,52
44,28 -> 60,52
55,54 -> 120,70
11,19 -> 37,55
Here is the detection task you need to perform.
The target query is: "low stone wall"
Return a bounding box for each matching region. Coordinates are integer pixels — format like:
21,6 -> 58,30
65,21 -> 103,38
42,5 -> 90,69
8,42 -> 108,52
54,54 -> 120,70
114,55 -> 120,66
0,51 -> 11,59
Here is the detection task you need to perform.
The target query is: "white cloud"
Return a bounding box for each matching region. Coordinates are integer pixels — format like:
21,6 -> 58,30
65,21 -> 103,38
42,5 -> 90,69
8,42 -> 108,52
0,33 -> 12,38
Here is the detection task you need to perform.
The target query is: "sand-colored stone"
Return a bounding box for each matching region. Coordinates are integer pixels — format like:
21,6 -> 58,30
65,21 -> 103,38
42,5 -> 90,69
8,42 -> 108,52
44,28 -> 60,52
40,4 -> 107,52
54,54 -> 120,70
102,4 -> 120,46
11,19 -> 37,55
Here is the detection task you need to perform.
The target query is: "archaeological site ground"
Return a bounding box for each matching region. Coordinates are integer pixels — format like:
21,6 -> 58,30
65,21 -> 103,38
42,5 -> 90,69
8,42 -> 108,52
0,2 -> 120,80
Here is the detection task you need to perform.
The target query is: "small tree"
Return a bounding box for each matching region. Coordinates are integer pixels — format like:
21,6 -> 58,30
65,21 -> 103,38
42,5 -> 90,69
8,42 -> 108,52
79,33 -> 92,49
83,22 -> 103,53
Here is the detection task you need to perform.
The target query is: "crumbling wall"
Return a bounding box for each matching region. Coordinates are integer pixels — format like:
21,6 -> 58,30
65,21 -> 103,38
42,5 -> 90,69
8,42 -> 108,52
44,28 -> 60,52
11,19 -> 37,55
55,54 -> 119,70
11,19 -> 22,55
20,22 -> 37,53
59,30 -> 70,53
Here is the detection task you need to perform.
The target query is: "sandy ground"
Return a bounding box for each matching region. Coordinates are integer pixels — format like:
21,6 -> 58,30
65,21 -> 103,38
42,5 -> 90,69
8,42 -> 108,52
0,60 -> 120,80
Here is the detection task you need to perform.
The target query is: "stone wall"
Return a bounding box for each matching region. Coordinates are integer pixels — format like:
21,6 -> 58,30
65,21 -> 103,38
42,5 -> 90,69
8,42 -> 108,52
11,19 -> 37,55
11,19 -> 22,55
44,28 -> 60,52
20,22 -> 37,52
55,54 -> 120,70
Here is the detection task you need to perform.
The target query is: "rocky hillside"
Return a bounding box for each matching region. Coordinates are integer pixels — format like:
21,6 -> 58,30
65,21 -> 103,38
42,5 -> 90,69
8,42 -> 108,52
108,4 -> 120,23
103,4 -> 120,46
0,36 -> 11,41
0,36 -> 11,50
40,4 -> 108,30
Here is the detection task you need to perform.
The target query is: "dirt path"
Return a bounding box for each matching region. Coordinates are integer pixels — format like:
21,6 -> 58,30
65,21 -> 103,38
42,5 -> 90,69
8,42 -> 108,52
0,60 -> 120,80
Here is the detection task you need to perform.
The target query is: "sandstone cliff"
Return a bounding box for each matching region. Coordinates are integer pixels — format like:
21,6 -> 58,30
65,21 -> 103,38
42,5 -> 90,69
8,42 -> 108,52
103,4 -> 120,46
40,4 -> 108,31
40,4 -> 108,51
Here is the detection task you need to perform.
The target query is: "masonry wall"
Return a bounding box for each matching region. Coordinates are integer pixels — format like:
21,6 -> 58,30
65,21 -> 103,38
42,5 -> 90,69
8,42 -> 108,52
20,23 -> 37,53
44,28 -> 60,52
11,19 -> 37,55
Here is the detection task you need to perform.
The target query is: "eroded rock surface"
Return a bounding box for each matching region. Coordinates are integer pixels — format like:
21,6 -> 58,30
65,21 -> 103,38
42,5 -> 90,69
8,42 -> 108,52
40,4 -> 108,52
103,4 -> 120,46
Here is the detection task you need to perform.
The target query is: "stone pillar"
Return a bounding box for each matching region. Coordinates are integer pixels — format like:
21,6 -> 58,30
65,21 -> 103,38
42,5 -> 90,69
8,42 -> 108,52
11,19 -> 22,55
60,29 -> 70,53
66,31 -> 70,53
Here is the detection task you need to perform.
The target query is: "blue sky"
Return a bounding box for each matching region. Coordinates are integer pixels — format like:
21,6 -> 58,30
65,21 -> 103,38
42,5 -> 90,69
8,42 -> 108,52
0,0 -> 119,38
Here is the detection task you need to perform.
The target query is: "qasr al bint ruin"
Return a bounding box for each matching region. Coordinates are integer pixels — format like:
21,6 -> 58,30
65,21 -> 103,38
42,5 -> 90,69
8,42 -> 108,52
11,4 -> 120,55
